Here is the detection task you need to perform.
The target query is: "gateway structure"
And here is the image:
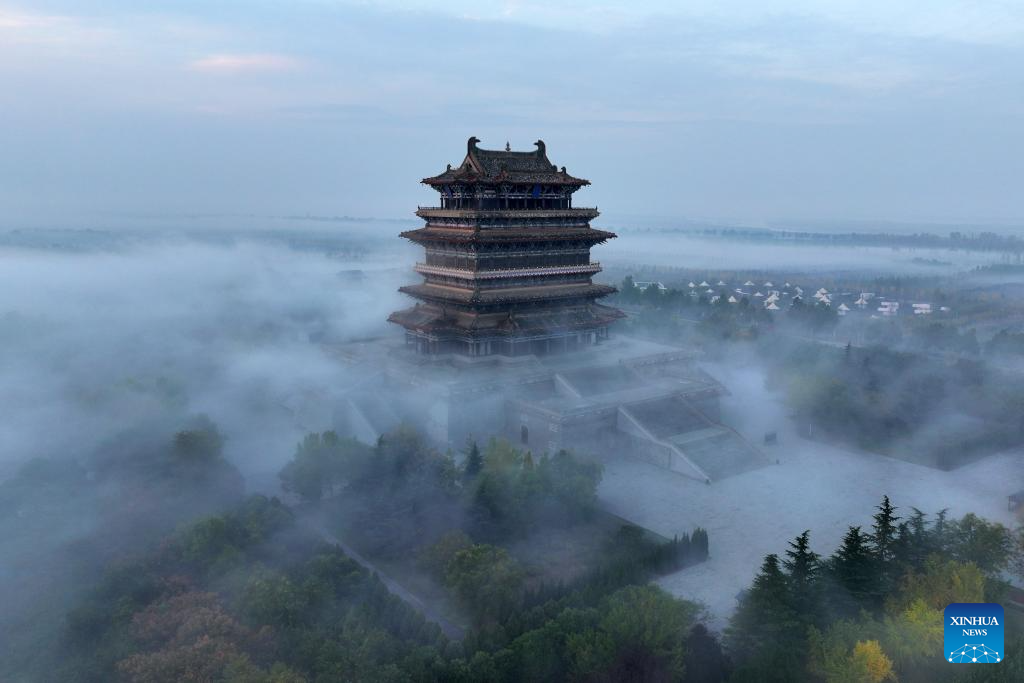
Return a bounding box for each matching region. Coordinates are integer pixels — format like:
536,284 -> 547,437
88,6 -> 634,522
389,137 -> 624,357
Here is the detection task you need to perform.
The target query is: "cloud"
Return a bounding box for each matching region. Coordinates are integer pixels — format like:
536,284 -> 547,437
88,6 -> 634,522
0,6 -> 110,49
0,8 -> 62,29
713,39 -> 923,91
189,52 -> 303,74
1,0 -> 1022,224
355,0 -> 1024,46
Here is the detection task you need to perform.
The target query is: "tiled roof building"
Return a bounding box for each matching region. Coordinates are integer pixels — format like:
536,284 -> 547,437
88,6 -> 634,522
390,137 -> 623,356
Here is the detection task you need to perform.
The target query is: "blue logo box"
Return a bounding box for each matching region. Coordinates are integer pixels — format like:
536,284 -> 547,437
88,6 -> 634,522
944,603 -> 1004,664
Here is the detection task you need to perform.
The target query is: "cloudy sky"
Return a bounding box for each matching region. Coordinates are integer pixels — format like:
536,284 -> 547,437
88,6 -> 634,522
1,0 -> 1022,227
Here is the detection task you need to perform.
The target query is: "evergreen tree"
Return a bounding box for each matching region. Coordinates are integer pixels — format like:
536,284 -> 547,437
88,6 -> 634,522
870,496 -> 899,583
462,440 -> 483,480
892,521 -> 913,573
692,527 -> 710,560
727,554 -> 803,681
904,507 -> 931,569
831,526 -> 873,608
932,507 -> 950,554
783,530 -> 821,619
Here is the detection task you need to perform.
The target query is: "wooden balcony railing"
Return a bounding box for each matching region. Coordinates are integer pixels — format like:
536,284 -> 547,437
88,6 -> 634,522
414,262 -> 602,280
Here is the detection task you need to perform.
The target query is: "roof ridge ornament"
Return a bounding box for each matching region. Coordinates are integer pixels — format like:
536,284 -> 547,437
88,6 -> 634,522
421,137 -> 590,186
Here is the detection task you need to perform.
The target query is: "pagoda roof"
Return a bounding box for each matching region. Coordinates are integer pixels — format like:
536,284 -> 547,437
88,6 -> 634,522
401,226 -> 616,245
422,137 -> 589,186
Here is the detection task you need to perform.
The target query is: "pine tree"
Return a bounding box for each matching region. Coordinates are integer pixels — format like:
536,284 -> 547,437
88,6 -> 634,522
905,507 -> 930,568
870,495 -> 901,598
783,530 -> 821,620
752,553 -> 789,609
892,521 -> 914,571
784,530 -> 819,585
831,526 -> 873,607
463,440 -> 483,480
870,495 -> 899,565
692,527 -> 710,560
675,533 -> 692,567
932,507 -> 951,554
728,555 -> 792,654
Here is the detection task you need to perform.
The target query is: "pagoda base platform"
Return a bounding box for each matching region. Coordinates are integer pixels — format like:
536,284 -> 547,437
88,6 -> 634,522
388,301 -> 625,357
318,335 -> 770,483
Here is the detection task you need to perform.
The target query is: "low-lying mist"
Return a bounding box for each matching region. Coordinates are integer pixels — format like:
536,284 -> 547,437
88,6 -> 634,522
0,229 -> 431,673
4,220 -> 1023,683
601,230 -> 1004,274
0,234 -> 409,482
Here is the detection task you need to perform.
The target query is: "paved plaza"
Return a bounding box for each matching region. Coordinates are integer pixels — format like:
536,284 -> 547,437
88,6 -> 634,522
597,362 -> 1024,630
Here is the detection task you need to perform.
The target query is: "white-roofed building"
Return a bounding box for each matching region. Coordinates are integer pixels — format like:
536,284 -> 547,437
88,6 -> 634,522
878,301 -> 899,316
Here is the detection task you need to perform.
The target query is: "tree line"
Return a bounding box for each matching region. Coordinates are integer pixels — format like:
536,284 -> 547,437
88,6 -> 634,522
48,425 -> 722,682
727,495 -> 1019,682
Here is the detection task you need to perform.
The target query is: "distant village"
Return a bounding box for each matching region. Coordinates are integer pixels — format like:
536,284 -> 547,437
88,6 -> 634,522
629,278 -> 952,319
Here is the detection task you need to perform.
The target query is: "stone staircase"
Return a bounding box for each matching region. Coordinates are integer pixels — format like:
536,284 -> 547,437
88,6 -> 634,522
619,395 -> 770,482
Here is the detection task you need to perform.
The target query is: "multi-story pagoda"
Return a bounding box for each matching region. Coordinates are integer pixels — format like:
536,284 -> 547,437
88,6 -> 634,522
389,137 -> 624,357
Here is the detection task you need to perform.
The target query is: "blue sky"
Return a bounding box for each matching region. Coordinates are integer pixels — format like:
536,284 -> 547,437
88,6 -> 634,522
1,0 -> 1022,227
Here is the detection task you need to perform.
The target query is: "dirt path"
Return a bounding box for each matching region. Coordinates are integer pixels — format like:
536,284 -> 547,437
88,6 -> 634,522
313,524 -> 466,641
